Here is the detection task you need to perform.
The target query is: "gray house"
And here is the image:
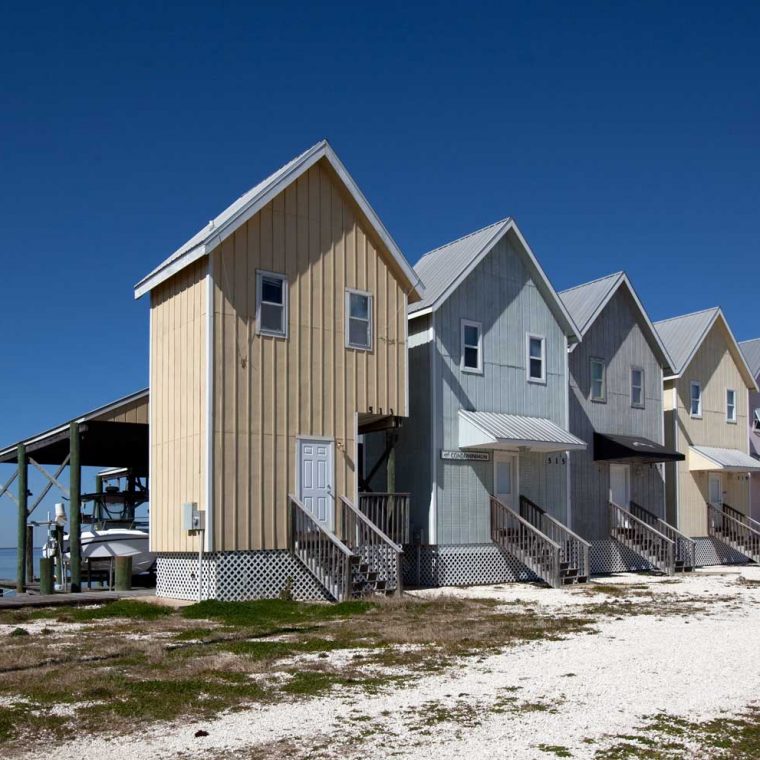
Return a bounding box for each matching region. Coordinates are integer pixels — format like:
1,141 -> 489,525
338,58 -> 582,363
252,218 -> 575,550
558,273 -> 689,575
395,218 -> 587,588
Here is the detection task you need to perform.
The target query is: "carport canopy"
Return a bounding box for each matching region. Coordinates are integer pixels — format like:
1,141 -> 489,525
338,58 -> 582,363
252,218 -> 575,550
458,410 -> 586,452
593,432 -> 684,465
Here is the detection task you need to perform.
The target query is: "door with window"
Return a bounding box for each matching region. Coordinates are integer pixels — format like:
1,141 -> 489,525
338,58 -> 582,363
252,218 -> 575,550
494,453 -> 518,510
708,473 -> 723,509
298,439 -> 335,532
609,464 -> 630,508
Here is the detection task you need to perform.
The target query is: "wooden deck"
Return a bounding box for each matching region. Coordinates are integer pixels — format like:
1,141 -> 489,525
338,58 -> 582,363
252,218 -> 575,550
0,586 -> 154,609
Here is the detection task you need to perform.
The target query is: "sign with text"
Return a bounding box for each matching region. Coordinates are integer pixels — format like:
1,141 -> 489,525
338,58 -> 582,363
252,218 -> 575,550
441,450 -> 490,462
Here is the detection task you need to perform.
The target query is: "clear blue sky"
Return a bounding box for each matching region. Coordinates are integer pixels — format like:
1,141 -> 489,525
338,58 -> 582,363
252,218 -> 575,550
1,1 -> 758,545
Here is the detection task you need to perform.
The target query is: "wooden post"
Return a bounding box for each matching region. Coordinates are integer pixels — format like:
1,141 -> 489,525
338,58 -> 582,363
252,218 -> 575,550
386,432 -> 396,493
69,422 -> 82,593
114,556 -> 132,591
25,525 -> 34,583
16,443 -> 27,594
94,473 -> 103,523
39,558 -> 53,595
54,525 -> 64,588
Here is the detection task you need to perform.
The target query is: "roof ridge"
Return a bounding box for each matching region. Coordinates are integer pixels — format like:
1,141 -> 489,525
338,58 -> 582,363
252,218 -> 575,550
739,337 -> 760,346
654,306 -> 720,326
415,217 -> 512,263
558,271 -> 624,295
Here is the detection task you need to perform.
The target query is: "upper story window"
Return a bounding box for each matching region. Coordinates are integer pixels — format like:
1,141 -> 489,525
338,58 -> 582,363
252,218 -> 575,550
527,335 -> 546,383
754,409 -> 760,431
256,271 -> 288,337
590,358 -> 606,402
631,367 -> 645,408
461,320 -> 483,373
345,289 -> 373,350
726,389 -> 737,423
690,381 -> 702,418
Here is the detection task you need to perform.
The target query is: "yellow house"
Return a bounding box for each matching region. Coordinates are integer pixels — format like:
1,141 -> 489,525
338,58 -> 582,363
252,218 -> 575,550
134,141 -> 422,600
656,308 -> 760,564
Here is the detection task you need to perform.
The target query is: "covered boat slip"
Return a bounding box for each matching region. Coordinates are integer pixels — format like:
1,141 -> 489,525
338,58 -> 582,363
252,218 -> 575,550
0,389 -> 149,593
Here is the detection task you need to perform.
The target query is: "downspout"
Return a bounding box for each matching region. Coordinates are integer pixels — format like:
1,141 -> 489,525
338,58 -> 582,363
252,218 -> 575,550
564,335 -> 572,529
429,312 -> 437,545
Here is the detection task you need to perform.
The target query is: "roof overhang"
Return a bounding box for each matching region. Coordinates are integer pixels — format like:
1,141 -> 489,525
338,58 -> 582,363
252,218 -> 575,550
134,141 -> 423,303
593,432 -> 684,464
688,445 -> 760,473
458,410 -> 586,453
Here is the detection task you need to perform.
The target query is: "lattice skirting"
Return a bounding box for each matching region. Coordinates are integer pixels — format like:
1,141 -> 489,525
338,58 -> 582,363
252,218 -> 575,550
694,537 -> 752,567
402,544 -> 539,587
156,551 -> 331,602
590,539 -> 659,574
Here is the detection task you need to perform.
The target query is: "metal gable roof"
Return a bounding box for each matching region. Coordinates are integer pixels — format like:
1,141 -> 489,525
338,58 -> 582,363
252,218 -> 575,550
458,411 -> 586,452
559,271 -> 673,372
689,445 -> 760,472
740,338 -> 760,380
134,140 -> 422,300
654,308 -> 757,390
409,218 -> 581,342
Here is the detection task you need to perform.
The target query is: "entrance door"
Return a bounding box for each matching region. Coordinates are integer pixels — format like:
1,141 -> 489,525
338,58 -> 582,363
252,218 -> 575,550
494,453 -> 518,509
610,464 -> 630,508
298,438 -> 334,531
708,473 -> 723,509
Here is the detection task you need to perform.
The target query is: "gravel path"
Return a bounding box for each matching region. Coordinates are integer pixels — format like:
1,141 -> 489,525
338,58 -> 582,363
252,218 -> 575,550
17,566 -> 760,759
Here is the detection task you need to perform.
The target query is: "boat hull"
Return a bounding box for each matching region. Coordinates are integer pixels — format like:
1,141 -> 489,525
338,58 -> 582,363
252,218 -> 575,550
43,529 -> 156,575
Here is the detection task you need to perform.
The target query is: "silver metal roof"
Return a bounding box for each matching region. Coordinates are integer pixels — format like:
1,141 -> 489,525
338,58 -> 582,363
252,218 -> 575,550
558,272 -> 623,334
134,140 -> 422,300
409,218 -> 581,342
690,445 -> 760,471
459,410 -> 586,450
654,308 -> 720,376
740,338 -> 760,379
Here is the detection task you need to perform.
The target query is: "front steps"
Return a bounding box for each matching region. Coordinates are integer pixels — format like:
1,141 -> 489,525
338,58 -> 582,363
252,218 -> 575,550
708,503 -> 760,564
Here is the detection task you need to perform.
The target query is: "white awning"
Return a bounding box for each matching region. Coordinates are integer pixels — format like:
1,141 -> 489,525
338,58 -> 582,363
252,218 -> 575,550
688,446 -> 760,472
458,411 -> 586,453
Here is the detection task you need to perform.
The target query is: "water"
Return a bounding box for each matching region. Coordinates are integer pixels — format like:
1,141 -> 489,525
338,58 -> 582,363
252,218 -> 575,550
0,547 -> 44,596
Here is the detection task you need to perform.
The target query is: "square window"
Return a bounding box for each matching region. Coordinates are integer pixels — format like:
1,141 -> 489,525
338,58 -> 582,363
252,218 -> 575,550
527,335 -> 545,383
256,271 -> 287,337
590,358 -> 606,401
346,291 -> 372,350
461,320 -> 482,373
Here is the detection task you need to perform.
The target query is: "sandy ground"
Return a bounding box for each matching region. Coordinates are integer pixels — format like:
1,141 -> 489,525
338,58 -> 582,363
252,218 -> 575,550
16,566 -> 760,759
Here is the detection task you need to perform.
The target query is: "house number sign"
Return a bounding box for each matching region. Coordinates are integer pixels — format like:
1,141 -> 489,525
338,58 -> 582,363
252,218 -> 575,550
440,450 -> 491,462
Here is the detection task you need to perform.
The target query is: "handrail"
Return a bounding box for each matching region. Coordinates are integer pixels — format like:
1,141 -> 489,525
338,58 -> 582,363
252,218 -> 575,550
707,502 -> 760,563
340,496 -> 403,595
630,500 -> 696,570
608,500 -> 675,575
289,494 -> 355,601
723,503 -> 760,532
491,496 -> 562,588
520,495 -> 590,581
358,493 -> 411,545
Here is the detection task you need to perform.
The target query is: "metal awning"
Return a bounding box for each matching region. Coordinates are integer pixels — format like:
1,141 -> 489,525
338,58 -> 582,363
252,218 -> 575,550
458,410 -> 586,453
688,446 -> 760,472
593,433 -> 684,464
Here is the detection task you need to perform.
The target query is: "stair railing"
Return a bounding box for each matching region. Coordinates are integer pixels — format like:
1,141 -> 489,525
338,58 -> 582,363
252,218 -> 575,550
358,493 -> 411,545
630,501 -> 696,571
519,496 -> 591,581
723,503 -> 760,532
289,494 -> 354,602
707,502 -> 760,562
340,496 -> 403,595
491,496 -> 562,588
608,500 -> 675,575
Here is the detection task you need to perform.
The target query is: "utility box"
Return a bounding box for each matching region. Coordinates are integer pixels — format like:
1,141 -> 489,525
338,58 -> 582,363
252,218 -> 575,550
181,502 -> 204,533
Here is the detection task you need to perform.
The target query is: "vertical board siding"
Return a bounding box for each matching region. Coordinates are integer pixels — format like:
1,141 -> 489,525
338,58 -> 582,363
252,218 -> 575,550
211,160 -> 408,551
149,259 -> 207,552
568,287 -> 666,540
750,386 -> 760,521
93,396 -> 149,424
672,321 -> 751,536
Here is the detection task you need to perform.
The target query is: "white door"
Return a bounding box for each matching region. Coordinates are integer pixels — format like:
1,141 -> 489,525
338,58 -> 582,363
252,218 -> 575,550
494,453 -> 518,509
610,464 -> 630,507
708,473 -> 723,508
298,439 -> 334,531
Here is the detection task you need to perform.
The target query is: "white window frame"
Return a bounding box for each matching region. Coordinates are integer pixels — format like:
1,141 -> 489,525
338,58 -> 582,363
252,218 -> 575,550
255,270 -> 288,338
754,408 -> 760,431
631,366 -> 645,409
461,319 -> 483,374
690,381 -> 702,419
590,357 -> 606,402
345,288 -> 373,351
726,388 -> 737,423
526,334 -> 546,384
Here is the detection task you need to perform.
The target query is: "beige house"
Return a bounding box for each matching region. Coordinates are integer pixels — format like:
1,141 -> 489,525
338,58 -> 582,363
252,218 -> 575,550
655,308 -> 760,564
135,140 -> 422,600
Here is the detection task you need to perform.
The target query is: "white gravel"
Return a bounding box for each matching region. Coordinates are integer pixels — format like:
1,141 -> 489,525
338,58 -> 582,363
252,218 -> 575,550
13,566 -> 760,759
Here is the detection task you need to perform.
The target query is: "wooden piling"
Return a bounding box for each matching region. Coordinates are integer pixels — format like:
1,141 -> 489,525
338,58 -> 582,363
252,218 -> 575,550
69,422 -> 81,593
39,558 -> 53,595
114,556 -> 132,591
16,443 -> 27,594
25,525 -> 34,583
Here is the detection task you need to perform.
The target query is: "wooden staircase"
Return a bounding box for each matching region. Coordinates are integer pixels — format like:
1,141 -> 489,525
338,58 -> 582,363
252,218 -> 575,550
630,501 -> 696,572
289,494 -> 403,601
608,501 -> 675,575
491,496 -> 589,588
707,502 -> 760,563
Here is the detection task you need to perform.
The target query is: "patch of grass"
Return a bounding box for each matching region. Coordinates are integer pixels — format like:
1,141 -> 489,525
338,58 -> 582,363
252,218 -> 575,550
537,744 -> 573,757
25,600 -> 173,623
9,627 -> 29,637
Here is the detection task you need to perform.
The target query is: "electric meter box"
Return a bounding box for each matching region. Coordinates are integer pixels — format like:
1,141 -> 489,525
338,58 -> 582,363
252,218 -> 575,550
181,502 -> 204,532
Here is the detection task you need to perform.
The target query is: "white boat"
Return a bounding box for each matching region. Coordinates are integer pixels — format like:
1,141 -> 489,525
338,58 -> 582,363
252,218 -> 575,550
43,528 -> 156,575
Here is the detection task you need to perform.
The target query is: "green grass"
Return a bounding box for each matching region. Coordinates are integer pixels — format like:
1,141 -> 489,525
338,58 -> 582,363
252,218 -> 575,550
20,600 -> 173,623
